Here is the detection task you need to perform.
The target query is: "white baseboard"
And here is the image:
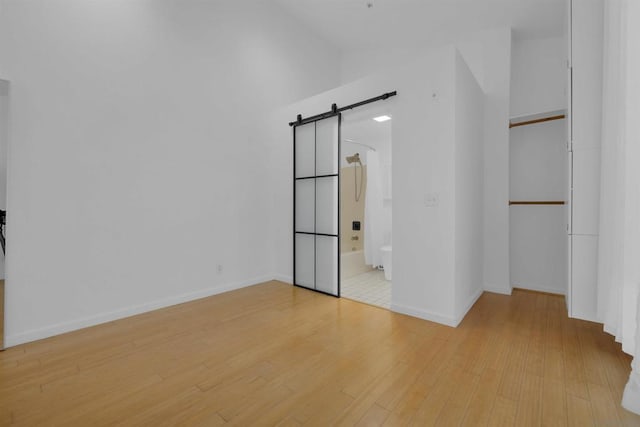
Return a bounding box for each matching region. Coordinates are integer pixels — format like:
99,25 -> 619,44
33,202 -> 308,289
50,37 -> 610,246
512,283 -> 565,296
390,303 -> 458,327
484,283 -> 513,295
271,273 -> 293,284
5,274 -> 274,348
623,375 -> 640,415
454,288 -> 483,326
569,311 -> 600,323
392,289 -> 484,328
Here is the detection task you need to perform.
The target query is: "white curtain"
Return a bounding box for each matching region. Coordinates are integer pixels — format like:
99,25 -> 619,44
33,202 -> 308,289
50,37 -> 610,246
364,151 -> 384,267
597,0 -> 640,415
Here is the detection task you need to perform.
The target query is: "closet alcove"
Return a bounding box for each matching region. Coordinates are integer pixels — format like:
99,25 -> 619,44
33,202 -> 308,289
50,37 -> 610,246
509,110 -> 569,296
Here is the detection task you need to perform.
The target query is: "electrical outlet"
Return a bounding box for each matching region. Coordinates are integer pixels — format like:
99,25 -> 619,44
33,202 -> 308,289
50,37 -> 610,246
424,192 -> 439,207
217,264 -> 223,274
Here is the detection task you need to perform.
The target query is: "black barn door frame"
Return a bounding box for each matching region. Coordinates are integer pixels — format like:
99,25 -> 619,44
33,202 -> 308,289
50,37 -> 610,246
293,113 -> 341,297
291,91 -> 397,298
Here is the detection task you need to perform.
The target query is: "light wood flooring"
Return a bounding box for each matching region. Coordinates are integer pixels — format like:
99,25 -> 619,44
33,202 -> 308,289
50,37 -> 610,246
0,280 -> 4,350
0,281 -> 638,426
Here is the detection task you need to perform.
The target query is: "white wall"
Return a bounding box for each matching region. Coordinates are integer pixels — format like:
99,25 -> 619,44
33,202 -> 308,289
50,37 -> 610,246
392,51 -> 457,323
0,80 -> 7,279
339,27 -> 513,296
340,47 -> 439,86
0,0 -> 341,346
569,0 -> 604,321
460,29 -> 512,295
269,47 -> 467,325
0,82 -> 6,211
510,37 -> 567,118
453,51 -> 485,322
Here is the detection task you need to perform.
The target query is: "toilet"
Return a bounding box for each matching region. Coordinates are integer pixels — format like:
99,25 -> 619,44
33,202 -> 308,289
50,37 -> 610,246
380,245 -> 392,281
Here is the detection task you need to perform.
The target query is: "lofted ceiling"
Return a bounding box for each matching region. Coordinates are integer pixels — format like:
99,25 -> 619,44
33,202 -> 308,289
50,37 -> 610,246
274,0 -> 566,50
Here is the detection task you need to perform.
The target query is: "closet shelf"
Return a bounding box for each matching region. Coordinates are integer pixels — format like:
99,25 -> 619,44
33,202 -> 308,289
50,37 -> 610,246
509,200 -> 566,206
509,110 -> 566,129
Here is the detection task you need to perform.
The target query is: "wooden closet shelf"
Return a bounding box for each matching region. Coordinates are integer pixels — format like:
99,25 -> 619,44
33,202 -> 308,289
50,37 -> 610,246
509,114 -> 566,128
509,201 -> 566,206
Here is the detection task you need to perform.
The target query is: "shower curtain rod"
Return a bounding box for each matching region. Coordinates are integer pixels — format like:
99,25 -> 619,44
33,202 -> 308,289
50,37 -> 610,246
289,91 -> 397,127
345,139 -> 376,152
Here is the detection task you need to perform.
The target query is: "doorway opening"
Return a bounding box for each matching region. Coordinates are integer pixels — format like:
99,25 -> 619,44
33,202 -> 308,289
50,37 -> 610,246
340,104 -> 392,309
291,92 -> 396,302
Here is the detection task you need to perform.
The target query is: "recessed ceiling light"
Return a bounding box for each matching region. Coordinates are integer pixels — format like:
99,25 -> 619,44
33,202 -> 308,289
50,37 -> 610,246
373,115 -> 391,122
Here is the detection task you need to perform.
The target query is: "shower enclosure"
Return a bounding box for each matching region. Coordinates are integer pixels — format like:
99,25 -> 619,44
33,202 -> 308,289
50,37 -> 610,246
340,149 -> 369,278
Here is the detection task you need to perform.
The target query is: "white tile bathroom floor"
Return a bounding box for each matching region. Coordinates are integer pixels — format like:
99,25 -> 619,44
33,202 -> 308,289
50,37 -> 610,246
341,270 -> 391,309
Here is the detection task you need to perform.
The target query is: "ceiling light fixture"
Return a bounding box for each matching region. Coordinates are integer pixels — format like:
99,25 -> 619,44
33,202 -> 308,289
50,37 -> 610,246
373,115 -> 391,122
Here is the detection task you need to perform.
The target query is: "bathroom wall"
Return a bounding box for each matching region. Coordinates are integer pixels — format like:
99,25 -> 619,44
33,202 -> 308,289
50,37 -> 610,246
340,27 -> 513,296
453,51 -> 485,323
268,46 -> 485,326
340,165 -> 367,253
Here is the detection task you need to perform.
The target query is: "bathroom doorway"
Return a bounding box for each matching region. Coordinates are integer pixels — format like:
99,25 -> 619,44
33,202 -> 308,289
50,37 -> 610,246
340,104 -> 392,309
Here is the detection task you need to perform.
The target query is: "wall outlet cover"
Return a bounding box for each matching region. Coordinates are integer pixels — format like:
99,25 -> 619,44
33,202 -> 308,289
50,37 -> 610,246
424,193 -> 439,207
